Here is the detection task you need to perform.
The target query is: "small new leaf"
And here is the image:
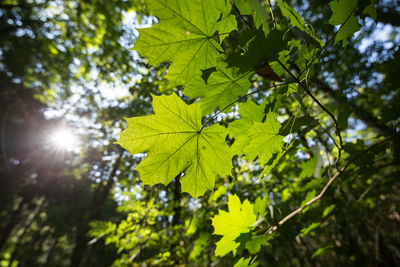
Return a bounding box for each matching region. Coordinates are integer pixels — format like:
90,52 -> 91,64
212,195 -> 257,257
116,94 -> 232,198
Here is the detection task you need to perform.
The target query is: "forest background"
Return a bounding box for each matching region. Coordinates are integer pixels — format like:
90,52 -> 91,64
0,0 -> 400,266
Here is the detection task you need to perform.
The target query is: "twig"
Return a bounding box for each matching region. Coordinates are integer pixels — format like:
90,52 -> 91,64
232,3 -> 251,29
276,59 -> 343,170
250,255 -> 258,265
264,133 -> 398,235
266,0 -> 276,27
200,81 -> 295,130
297,5 -> 358,78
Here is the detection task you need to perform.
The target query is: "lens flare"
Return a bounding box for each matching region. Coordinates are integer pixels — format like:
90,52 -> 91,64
51,128 -> 78,151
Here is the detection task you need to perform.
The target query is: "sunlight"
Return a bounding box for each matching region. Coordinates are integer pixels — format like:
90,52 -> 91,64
51,128 -> 78,151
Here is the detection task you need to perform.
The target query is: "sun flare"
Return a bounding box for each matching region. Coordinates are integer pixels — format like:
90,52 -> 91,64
51,128 -> 78,151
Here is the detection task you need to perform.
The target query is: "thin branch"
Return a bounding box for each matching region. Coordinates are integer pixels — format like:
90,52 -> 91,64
232,3 -> 251,29
250,255 -> 258,265
267,0 -> 277,27
317,123 -> 341,152
276,59 -> 343,170
297,5 -> 358,78
284,100 -> 301,149
265,133 -> 398,235
200,81 -> 294,130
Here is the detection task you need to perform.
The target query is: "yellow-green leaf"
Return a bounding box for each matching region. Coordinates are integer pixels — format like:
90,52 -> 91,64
116,94 -> 232,198
244,112 -> 284,166
184,60 -> 252,115
229,100 -> 267,155
134,0 -> 237,86
212,195 -> 257,256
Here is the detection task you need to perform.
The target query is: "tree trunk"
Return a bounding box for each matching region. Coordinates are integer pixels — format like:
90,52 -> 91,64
70,149 -> 123,266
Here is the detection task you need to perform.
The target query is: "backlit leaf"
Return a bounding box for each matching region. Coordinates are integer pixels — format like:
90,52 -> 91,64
212,195 -> 257,256
134,0 -> 237,86
229,100 -> 267,155
234,257 -> 257,267
184,60 -> 252,114
116,93 -> 232,198
244,112 -> 284,166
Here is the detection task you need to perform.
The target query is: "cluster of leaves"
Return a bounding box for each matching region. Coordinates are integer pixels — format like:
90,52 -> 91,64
109,0 -> 400,265
2,0 -> 400,266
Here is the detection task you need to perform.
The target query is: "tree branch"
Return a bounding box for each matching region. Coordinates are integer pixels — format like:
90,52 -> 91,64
312,80 -> 395,137
277,59 -> 343,170
265,133 -> 398,235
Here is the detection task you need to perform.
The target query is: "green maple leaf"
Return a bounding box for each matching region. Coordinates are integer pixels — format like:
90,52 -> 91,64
244,112 -> 284,166
245,235 -> 270,254
229,100 -> 267,155
184,60 -> 252,115
228,100 -> 267,155
116,93 -> 232,198
328,0 -> 360,47
259,141 -> 294,179
230,101 -> 284,172
134,0 -> 237,86
212,194 -> 256,257
228,28 -> 287,72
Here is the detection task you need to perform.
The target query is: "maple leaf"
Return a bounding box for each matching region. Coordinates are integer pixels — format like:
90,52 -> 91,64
259,141 -> 294,179
211,194 -> 256,257
228,100 -> 267,155
244,112 -> 284,166
328,0 -> 360,47
184,60 -> 252,115
134,0 -> 237,86
230,101 -> 284,166
228,28 -> 287,72
116,93 -> 232,198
